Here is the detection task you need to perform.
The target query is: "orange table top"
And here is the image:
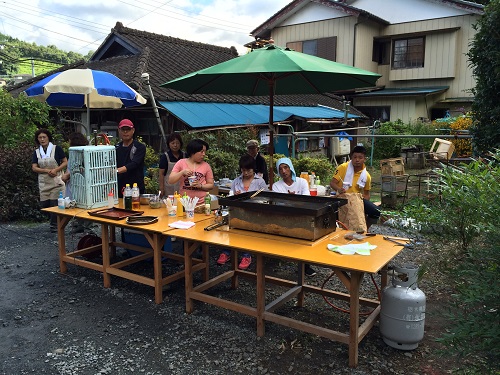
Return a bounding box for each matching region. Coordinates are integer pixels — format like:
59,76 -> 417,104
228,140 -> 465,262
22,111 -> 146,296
43,205 -> 212,234
168,224 -> 405,274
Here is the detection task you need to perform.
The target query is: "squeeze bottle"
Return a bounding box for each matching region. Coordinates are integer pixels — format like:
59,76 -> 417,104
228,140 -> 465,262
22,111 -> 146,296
124,184 -> 132,210
175,192 -> 183,217
131,183 -> 140,210
58,191 -> 65,209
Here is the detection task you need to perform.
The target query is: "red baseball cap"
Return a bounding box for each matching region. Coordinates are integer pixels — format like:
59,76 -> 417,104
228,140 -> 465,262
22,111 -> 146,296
118,119 -> 134,128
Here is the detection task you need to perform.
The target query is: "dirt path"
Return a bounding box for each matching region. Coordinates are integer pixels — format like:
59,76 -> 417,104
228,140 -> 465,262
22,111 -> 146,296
0,222 -> 464,374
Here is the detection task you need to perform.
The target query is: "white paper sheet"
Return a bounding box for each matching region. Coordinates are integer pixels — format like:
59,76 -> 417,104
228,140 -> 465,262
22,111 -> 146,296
168,221 -> 196,229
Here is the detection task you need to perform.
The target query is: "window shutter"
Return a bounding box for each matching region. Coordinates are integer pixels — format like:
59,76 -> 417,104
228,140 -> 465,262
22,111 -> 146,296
318,37 -> 336,61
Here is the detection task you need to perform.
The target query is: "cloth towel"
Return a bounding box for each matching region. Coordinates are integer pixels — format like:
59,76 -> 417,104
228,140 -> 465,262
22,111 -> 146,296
168,221 -> 195,229
327,242 -> 377,255
275,157 -> 296,181
39,142 -> 54,159
343,161 -> 368,189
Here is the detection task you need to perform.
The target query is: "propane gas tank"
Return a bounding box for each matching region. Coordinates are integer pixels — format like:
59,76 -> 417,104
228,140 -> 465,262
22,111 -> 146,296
380,264 -> 426,350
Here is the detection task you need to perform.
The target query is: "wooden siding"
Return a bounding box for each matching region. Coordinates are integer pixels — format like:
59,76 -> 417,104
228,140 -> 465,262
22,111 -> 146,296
354,90 -> 448,122
272,17 -> 357,66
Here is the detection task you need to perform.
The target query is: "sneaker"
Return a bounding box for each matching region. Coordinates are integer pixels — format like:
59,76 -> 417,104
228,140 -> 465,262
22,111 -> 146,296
217,253 -> 230,265
304,264 -> 317,277
238,256 -> 252,270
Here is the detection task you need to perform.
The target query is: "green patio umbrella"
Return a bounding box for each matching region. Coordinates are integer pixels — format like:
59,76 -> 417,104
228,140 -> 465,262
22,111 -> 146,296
161,44 -> 381,183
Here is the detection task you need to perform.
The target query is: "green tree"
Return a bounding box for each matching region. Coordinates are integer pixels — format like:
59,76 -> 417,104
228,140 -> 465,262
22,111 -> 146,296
0,90 -> 51,221
468,0 -> 500,153
0,90 -> 50,148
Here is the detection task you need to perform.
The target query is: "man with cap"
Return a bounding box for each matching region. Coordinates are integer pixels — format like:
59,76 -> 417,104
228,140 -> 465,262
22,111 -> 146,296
246,139 -> 269,184
116,119 -> 146,197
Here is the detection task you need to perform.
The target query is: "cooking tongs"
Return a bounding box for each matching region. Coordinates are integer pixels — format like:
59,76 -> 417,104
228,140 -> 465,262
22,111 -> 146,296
204,208 -> 228,231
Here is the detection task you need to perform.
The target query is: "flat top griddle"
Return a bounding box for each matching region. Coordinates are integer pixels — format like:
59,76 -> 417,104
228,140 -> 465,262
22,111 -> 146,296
218,191 -> 346,216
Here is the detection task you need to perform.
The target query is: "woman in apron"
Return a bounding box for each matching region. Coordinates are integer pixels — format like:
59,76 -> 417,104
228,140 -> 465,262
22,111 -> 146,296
159,133 -> 185,196
31,129 -> 68,233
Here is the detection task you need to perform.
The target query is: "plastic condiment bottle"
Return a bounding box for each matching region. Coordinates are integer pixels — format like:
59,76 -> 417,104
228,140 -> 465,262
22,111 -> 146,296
131,183 -> 140,210
58,191 -> 65,209
108,189 -> 114,208
124,184 -> 132,210
204,192 -> 211,215
309,172 -> 316,187
175,192 -> 183,217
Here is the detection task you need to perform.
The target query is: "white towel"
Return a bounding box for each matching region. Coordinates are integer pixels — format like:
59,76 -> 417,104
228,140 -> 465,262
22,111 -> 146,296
39,142 -> 54,159
343,161 -> 368,189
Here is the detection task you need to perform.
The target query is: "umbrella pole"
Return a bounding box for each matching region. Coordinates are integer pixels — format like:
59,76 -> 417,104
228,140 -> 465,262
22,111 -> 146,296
87,94 -> 92,142
268,82 -> 275,188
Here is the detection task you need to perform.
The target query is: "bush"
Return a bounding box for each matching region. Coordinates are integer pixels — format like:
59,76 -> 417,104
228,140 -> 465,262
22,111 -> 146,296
0,142 -> 46,222
372,120 -> 439,159
402,150 -> 500,366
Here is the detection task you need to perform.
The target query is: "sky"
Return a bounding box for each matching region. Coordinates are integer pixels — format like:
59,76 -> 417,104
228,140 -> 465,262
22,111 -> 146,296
0,0 -> 292,57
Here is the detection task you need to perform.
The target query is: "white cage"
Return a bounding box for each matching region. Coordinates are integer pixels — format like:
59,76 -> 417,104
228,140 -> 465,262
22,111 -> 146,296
69,146 -> 118,209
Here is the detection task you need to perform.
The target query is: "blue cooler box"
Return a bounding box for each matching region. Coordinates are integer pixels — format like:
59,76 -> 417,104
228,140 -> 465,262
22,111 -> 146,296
122,229 -> 172,259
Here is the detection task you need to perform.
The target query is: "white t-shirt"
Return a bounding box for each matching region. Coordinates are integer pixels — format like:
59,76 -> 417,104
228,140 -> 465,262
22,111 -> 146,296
272,177 -> 310,195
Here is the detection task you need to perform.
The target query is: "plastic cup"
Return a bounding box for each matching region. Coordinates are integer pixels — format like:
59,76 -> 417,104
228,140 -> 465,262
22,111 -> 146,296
186,210 -> 195,219
188,176 -> 197,186
310,188 -> 318,196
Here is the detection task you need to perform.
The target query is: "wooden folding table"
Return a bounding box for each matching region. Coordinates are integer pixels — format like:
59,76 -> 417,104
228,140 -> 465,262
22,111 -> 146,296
44,205 -> 212,304
168,225 -> 404,367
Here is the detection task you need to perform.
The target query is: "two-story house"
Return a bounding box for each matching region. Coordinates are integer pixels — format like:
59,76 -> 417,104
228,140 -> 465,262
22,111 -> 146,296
250,0 -> 484,123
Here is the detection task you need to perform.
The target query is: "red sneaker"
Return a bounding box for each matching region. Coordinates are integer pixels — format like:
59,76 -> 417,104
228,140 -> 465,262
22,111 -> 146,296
217,253 -> 230,265
238,256 -> 252,270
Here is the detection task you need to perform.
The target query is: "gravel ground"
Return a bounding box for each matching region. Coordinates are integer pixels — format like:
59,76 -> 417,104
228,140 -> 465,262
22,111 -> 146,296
0,221 -> 453,375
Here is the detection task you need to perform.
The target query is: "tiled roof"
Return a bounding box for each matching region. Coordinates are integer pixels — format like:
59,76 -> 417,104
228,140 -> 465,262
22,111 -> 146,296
8,21 -> 356,116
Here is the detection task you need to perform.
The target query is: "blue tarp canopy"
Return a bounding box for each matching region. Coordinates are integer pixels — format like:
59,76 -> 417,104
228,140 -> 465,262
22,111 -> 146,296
159,101 -> 359,129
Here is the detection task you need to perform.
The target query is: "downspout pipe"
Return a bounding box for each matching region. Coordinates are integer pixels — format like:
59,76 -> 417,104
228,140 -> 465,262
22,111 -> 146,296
141,73 -> 167,152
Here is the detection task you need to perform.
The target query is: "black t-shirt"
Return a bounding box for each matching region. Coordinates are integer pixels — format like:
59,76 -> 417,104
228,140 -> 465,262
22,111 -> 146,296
116,140 -> 146,197
32,145 -> 66,165
255,153 -> 269,184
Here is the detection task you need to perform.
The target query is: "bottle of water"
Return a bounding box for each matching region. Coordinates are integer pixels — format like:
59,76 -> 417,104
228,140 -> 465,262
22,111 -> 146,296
204,192 -> 211,215
131,183 -> 140,210
124,184 -> 132,210
58,191 -> 65,209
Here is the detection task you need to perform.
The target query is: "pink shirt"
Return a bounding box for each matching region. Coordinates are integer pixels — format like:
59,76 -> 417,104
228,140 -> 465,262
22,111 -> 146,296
172,158 -> 214,200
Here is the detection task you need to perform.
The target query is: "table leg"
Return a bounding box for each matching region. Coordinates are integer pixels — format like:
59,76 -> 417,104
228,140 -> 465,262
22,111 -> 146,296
184,240 -> 197,314
202,243 -> 209,281
348,271 -> 363,368
109,225 -> 117,259
101,224 -> 111,288
57,215 -> 71,273
297,262 -> 305,307
152,234 -> 163,304
256,254 -> 265,337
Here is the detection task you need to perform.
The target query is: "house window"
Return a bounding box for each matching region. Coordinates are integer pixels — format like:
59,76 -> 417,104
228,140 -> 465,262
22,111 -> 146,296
356,106 -> 391,122
286,37 -> 337,61
372,39 -> 390,65
392,37 -> 425,69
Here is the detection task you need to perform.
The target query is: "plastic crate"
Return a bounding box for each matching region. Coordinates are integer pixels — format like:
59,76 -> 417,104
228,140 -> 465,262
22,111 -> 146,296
69,146 -> 118,209
381,175 -> 409,193
380,157 -> 405,176
381,191 -> 407,208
